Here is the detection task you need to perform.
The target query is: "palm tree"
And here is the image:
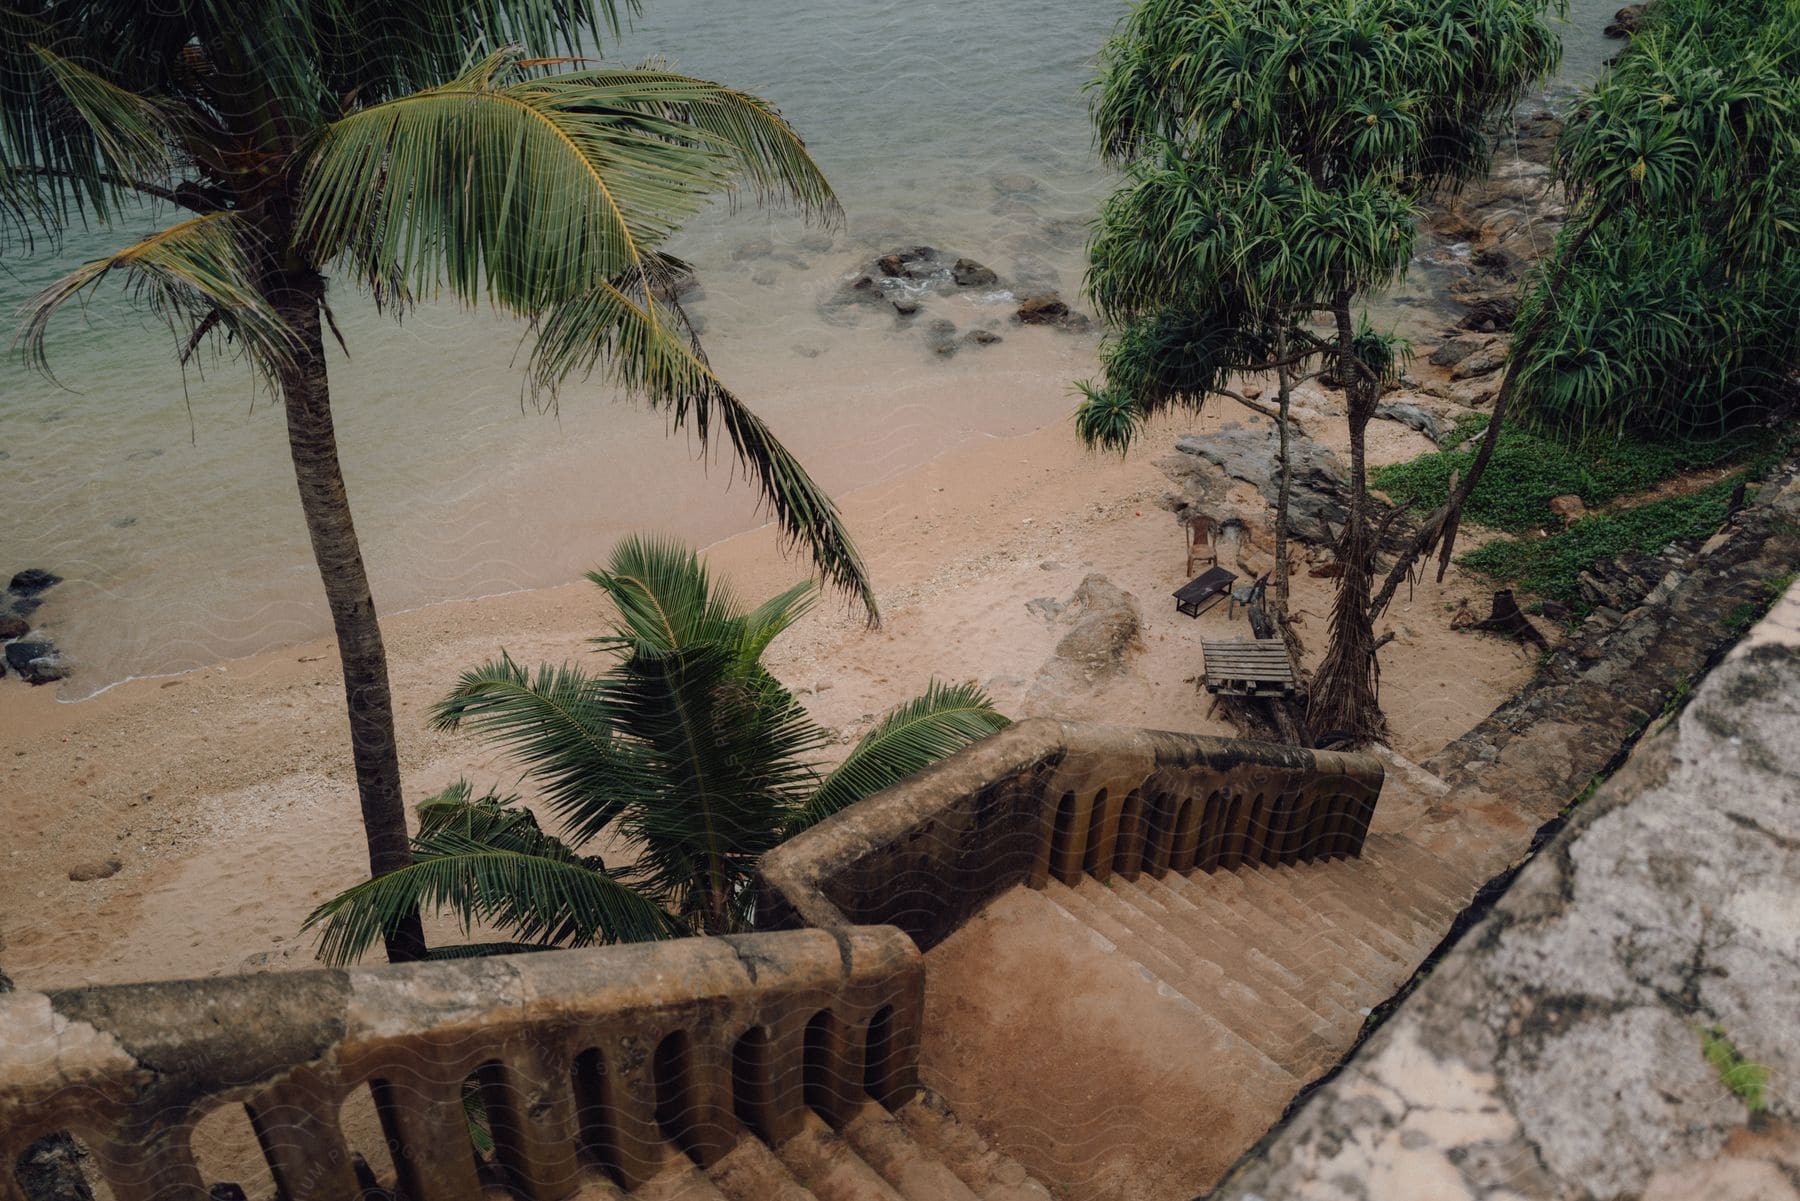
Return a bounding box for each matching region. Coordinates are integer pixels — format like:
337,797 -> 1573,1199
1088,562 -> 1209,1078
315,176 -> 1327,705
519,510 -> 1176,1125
2,2 -> 873,962
304,535 -> 1008,963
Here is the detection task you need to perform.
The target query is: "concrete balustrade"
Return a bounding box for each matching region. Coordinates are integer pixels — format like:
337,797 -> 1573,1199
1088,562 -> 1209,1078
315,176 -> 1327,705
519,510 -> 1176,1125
0,928 -> 922,1201
757,719 -> 1383,950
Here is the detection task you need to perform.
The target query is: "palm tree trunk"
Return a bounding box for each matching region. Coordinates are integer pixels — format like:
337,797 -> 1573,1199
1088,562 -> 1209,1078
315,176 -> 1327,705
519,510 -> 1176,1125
275,271 -> 426,964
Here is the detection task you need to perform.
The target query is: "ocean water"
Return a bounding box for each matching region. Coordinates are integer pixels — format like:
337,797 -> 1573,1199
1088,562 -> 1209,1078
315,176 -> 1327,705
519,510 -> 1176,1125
0,0 -> 1620,697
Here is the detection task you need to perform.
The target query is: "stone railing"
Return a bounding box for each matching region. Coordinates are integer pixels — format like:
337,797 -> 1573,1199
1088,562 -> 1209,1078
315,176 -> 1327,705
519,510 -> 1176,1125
758,719 -> 1384,951
0,928 -> 920,1201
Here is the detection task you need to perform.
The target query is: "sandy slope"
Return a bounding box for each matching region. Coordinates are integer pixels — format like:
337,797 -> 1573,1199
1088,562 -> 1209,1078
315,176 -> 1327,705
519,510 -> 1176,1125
0,397 -> 1537,990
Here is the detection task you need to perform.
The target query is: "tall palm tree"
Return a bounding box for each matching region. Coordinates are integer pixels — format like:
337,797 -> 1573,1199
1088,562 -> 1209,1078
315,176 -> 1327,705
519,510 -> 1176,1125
305,535 -> 1008,963
2,2 -> 873,962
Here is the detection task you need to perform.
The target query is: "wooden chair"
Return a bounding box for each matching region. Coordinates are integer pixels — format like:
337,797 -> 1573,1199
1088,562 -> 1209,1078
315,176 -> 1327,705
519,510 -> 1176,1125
1185,515 -> 1218,576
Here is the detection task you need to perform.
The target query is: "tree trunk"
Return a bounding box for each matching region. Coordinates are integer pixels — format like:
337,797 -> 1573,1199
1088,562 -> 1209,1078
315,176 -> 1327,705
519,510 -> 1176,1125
275,272 -> 426,964
1271,340 -> 1302,663
1308,299 -> 1386,744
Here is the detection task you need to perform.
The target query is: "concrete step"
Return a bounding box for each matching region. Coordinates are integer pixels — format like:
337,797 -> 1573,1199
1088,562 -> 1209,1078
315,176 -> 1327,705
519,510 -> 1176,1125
842,1097 -> 982,1201
891,1090 -> 1054,1201
1127,873 -> 1367,1035
1232,862 -> 1417,980
1066,878 -> 1341,1074
776,1110 -> 907,1201
1040,885 -> 1297,1082
706,1132 -> 820,1201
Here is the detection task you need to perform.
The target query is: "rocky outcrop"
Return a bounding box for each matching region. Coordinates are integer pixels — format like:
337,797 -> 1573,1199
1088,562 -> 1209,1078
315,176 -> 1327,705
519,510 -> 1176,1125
822,245 -> 1089,350
1024,575 -> 1143,716
2,569 -> 67,684
1160,423 -> 1356,546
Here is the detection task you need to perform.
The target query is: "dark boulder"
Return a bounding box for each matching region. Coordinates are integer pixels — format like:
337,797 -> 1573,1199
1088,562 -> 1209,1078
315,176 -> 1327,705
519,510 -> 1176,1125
8,569 -> 60,595
952,258 -> 999,287
1604,3 -> 1650,37
0,614 -> 28,641
1015,293 -> 1069,324
1459,296 -> 1517,333
5,640 -> 69,685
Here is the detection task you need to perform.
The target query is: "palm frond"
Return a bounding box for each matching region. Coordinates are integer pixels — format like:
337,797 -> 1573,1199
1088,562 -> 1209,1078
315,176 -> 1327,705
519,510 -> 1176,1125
587,532 -> 747,656
305,781 -> 682,965
30,43 -> 179,186
13,211 -> 297,381
800,681 -> 1010,831
536,283 -> 877,617
299,49 -> 872,615
430,654 -> 638,838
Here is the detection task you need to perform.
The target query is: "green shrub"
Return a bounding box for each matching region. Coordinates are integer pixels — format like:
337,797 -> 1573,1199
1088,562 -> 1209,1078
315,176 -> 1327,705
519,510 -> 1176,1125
1371,424 -> 1759,533
1460,479 -> 1741,605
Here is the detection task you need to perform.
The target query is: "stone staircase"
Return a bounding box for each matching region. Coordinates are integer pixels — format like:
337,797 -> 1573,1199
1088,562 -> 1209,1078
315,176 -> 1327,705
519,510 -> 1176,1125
570,1092 -> 1051,1201
917,824 -> 1485,1199
1038,830 -> 1474,1080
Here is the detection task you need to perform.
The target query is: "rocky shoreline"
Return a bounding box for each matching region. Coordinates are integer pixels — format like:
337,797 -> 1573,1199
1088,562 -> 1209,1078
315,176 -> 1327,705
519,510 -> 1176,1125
1,569 -> 69,686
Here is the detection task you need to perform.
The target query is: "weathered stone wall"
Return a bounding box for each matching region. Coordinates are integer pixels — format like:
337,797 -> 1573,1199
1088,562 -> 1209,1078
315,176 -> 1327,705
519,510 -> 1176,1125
0,928 -> 921,1201
756,719 -> 1383,950
1210,581 -> 1800,1200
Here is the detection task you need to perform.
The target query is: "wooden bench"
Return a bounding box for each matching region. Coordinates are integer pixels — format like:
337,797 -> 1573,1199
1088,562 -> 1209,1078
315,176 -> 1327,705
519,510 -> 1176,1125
1173,566 -> 1238,618
1201,638 -> 1296,698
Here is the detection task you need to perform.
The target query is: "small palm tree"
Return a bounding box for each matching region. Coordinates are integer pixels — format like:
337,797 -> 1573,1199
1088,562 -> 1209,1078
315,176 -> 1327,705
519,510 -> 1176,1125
3,3 -> 872,963
306,536 -> 1008,962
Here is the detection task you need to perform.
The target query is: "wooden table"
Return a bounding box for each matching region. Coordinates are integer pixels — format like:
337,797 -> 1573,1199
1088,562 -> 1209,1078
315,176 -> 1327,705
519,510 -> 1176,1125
1201,638 -> 1296,698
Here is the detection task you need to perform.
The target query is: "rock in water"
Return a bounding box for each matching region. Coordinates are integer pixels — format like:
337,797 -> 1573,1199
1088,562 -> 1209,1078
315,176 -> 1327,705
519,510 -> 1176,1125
1015,293 -> 1070,323
924,319 -> 960,357
5,640 -> 70,684
0,614 -> 28,641
8,569 -> 60,595
952,257 -> 999,287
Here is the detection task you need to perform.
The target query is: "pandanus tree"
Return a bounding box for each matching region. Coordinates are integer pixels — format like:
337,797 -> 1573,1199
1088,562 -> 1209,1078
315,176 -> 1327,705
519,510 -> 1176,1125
1,1 -> 872,963
1079,0 -> 1559,744
1375,0 -> 1800,612
305,536 -> 1009,962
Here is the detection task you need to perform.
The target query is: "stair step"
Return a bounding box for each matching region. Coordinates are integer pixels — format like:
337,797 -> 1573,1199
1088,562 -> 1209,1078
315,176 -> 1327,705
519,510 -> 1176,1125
707,1133 -> 820,1201
1067,879 -> 1340,1073
1165,873 -> 1363,1000
1233,863 -> 1416,980
777,1110 -> 907,1201
1128,874 -> 1366,1034
892,1090 -> 1053,1201
843,1098 -> 981,1201
1252,859 -> 1444,965
1190,864 -> 1412,980
1362,834 -> 1477,911
1040,887 -> 1296,1081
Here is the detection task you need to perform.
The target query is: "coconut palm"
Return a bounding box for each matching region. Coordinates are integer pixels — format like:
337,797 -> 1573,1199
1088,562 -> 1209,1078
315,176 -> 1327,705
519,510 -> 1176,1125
305,535 -> 1008,963
1079,0 -> 1560,744
2,2 -> 873,962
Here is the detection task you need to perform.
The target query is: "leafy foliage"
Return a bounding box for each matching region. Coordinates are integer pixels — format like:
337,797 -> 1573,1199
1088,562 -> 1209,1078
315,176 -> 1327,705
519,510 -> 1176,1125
1510,0 -> 1800,438
1701,1025 -> 1771,1114
1080,0 -> 1560,743
1460,476 -> 1741,606
1373,424 -> 1764,532
306,537 -> 1008,962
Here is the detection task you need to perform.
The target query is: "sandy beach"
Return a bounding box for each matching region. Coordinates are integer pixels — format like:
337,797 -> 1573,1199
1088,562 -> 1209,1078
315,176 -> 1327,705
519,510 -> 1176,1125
0,377 -> 1538,991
